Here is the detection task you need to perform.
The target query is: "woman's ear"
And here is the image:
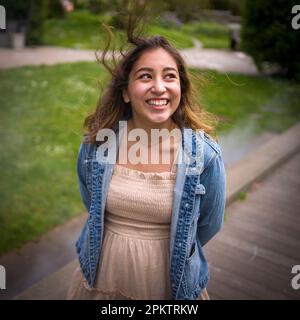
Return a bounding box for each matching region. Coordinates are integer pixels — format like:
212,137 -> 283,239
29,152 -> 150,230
122,89 -> 130,103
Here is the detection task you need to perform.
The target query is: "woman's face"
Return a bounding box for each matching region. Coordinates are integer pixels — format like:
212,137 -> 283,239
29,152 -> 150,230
123,48 -> 181,127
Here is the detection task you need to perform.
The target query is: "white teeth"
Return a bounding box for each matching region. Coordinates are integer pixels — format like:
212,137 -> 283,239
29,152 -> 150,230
147,99 -> 169,106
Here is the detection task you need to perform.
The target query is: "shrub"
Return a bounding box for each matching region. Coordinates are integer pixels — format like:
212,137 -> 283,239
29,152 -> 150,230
241,0 -> 300,79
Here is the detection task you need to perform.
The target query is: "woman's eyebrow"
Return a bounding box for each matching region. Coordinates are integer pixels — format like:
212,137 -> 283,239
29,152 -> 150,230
134,67 -> 178,75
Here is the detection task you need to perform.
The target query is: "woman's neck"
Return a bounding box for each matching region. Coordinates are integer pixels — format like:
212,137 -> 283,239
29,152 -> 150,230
127,118 -> 178,147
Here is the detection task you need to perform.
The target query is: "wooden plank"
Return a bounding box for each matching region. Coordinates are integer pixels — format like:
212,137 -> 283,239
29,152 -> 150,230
206,240 -> 300,299
225,213 -> 300,255
207,264 -> 281,300
215,231 -> 298,269
207,270 -> 257,300
228,206 -> 300,241
223,222 -> 300,263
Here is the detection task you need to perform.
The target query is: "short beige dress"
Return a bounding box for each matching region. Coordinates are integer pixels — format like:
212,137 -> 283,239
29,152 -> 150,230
67,143 -> 210,300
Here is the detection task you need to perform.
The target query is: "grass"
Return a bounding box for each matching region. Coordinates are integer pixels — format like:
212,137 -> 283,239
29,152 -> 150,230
43,10 -> 123,50
43,10 -> 229,50
237,192 -> 247,201
182,21 -> 230,49
0,62 -> 300,254
192,69 -> 300,134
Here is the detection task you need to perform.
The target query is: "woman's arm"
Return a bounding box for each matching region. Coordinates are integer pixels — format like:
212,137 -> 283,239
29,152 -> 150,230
197,152 -> 226,247
77,142 -> 91,212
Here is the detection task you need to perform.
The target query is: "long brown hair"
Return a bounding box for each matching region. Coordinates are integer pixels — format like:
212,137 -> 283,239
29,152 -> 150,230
84,5 -> 218,143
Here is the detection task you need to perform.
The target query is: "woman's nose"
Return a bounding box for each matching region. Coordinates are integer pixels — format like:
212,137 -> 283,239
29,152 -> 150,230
151,78 -> 167,94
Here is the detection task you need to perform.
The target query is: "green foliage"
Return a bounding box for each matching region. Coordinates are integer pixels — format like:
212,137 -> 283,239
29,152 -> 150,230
47,0 -> 65,18
26,0 -> 49,45
241,0 -> 300,80
89,0 -> 114,14
73,0 -> 90,10
182,21 -> 230,49
238,192 -> 247,201
165,0 -> 210,22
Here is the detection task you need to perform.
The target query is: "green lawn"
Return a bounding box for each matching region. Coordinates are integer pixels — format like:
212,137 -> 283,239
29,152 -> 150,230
182,21 -> 230,49
0,62 -> 299,254
43,10 -> 229,50
192,69 -> 300,134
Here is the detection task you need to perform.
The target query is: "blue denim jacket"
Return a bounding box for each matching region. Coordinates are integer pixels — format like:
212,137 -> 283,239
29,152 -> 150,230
75,125 -> 226,300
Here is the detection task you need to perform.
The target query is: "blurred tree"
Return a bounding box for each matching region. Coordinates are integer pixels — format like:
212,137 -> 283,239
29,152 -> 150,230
89,0 -> 111,14
209,0 -> 231,10
73,0 -> 90,10
88,0 -> 166,30
47,0 -> 65,18
208,0 -> 242,15
165,0 -> 209,22
241,0 -> 300,79
26,0 -> 49,45
228,0 -> 242,16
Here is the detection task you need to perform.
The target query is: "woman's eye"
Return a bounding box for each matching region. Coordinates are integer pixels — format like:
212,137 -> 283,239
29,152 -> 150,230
165,73 -> 176,79
139,73 -> 151,79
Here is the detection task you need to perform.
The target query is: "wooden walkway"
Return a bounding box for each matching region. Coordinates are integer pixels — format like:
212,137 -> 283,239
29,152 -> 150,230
205,151 -> 300,300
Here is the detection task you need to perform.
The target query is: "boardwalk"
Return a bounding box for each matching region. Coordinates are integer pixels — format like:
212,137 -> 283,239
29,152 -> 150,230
205,152 -> 300,300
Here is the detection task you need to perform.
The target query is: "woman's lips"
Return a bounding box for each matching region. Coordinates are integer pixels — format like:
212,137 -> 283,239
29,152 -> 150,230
146,99 -> 170,110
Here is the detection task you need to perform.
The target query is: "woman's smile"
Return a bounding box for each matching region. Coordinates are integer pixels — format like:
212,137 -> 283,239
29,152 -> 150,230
146,98 -> 170,110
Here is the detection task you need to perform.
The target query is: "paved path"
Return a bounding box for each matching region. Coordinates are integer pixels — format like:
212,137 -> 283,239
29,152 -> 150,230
0,44 -> 259,75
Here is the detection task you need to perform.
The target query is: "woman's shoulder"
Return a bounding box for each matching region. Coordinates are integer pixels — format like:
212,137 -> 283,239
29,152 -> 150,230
203,132 -> 221,155
79,134 -> 97,158
202,132 -> 222,170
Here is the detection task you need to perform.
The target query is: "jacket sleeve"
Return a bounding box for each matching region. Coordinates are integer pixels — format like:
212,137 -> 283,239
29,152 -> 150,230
77,142 -> 91,213
197,152 -> 226,247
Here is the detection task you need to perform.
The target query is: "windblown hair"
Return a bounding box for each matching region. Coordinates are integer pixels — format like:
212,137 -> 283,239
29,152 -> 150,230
83,5 -> 218,143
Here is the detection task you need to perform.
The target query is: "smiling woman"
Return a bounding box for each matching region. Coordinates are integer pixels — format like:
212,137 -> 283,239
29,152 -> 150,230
66,2 -> 226,301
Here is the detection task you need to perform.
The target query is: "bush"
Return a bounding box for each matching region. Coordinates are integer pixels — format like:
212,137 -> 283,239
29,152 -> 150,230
26,0 -> 49,45
241,0 -> 300,79
47,0 -> 65,18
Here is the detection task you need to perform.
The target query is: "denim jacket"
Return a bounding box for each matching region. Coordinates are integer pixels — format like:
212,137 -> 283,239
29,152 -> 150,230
75,124 -> 226,300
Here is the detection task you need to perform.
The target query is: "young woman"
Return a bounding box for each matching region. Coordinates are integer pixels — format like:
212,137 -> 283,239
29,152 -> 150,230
67,20 -> 226,301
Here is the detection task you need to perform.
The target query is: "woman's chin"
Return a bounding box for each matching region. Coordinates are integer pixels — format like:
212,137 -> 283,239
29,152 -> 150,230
147,113 -> 172,125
